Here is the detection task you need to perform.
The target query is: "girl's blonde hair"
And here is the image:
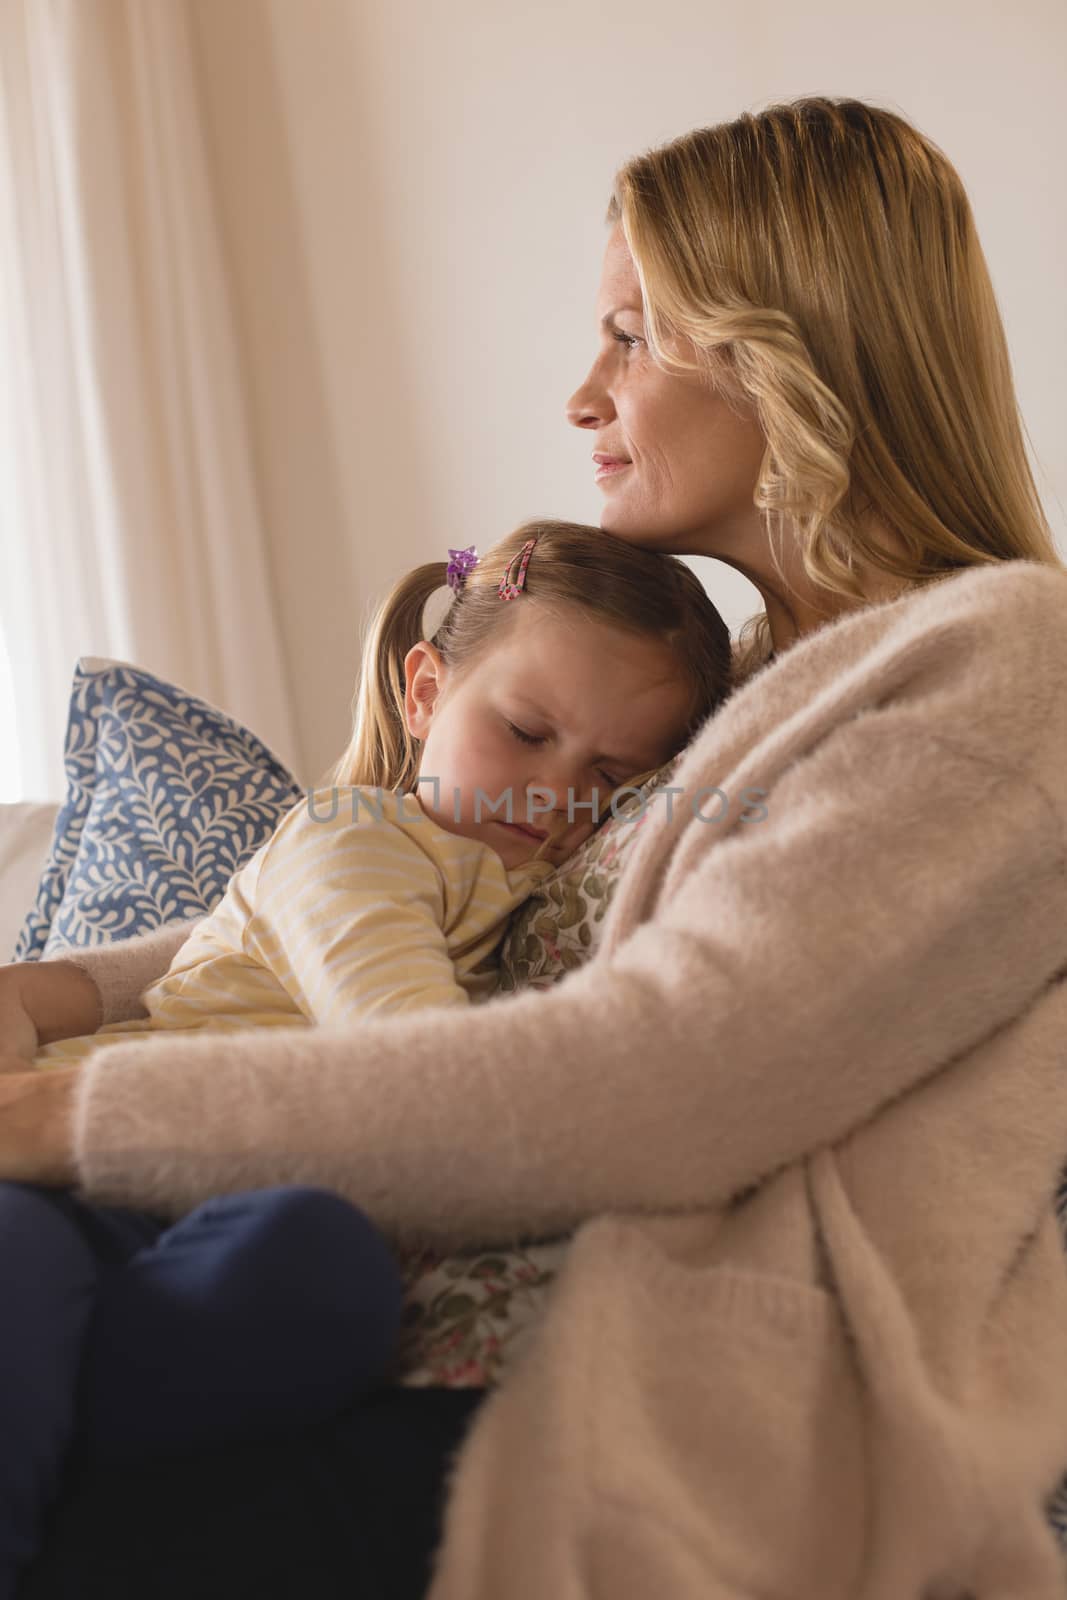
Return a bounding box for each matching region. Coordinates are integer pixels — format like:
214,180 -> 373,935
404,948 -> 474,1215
322,519 -> 732,804
608,96 -> 1063,685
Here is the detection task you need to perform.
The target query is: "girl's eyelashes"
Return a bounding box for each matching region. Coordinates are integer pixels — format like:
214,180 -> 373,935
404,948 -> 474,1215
611,329 -> 641,351
505,721 -> 620,790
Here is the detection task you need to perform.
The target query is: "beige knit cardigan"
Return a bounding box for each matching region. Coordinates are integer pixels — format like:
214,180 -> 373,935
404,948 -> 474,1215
62,560 -> 1067,1597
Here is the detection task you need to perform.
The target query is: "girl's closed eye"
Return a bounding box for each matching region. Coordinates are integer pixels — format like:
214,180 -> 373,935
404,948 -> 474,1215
611,330 -> 641,351
505,721 -> 620,790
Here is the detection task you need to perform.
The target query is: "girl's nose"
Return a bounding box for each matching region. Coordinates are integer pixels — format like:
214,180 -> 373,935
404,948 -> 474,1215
527,771 -> 604,831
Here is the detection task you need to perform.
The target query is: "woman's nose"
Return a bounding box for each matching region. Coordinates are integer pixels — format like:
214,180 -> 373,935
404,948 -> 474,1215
565,361 -> 615,430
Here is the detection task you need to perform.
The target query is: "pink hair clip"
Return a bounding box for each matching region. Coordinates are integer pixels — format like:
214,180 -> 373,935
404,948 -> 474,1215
498,538 -> 537,601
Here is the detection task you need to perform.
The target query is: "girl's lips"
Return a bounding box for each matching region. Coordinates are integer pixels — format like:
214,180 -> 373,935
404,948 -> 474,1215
497,821 -> 548,842
594,460 -> 631,481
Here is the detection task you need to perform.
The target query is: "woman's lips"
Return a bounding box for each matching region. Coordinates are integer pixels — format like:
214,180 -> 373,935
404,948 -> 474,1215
593,459 -> 631,482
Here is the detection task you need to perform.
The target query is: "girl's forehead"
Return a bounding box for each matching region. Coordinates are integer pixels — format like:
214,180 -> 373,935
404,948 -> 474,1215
492,603 -> 677,681
484,611 -> 691,745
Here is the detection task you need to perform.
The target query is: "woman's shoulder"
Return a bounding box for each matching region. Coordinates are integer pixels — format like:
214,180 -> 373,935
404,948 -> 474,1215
689,558 -> 1067,804
868,557 -> 1067,724
886,555 -> 1065,644
735,558 -> 1067,704
610,558 -> 1067,947
918,555 -> 1067,632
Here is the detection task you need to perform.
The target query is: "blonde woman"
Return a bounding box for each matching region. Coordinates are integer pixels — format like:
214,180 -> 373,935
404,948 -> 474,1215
4,98 -> 1067,1599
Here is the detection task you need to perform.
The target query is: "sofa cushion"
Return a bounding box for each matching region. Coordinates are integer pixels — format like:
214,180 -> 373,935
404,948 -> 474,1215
14,658 -> 302,959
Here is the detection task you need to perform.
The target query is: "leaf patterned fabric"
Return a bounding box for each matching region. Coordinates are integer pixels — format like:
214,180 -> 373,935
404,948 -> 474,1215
15,659 -> 302,959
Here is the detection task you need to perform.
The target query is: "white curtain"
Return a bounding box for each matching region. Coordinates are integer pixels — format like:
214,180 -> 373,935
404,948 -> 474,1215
0,0 -> 301,800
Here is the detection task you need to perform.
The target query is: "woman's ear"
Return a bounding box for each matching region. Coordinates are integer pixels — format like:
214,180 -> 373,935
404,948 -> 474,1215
402,641 -> 447,740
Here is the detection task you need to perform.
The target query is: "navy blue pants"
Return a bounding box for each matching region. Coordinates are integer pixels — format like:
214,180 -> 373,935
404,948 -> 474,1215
0,1183 -> 405,1600
18,1387 -> 488,1600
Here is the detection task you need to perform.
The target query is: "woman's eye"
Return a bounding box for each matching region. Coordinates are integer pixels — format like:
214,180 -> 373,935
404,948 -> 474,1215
611,330 -> 641,351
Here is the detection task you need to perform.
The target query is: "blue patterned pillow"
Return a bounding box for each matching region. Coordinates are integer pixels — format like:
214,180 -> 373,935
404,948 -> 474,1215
15,658 -> 303,959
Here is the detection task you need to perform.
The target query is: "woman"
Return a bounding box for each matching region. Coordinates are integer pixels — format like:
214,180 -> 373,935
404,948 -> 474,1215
5,96 -> 1067,1598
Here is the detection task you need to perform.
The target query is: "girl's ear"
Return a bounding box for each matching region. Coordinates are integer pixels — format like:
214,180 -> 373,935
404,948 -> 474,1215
402,641 -> 447,740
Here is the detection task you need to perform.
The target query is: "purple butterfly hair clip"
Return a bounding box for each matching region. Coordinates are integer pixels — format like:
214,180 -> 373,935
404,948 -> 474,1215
446,545 -> 479,593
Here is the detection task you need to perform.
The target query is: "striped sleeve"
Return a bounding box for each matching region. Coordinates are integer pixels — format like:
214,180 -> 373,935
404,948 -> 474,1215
242,797 -> 470,1023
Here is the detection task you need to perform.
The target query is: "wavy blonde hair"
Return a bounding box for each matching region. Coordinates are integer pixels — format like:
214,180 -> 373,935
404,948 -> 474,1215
608,96 -> 1062,685
321,519 -> 733,831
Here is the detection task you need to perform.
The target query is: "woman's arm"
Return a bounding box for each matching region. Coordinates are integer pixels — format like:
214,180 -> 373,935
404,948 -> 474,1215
0,961 -> 101,1067
50,918 -> 204,1027
0,916 -> 202,1070
49,703 -> 1064,1245
0,1068 -> 77,1182
9,569 -> 1065,1241
0,919 -> 203,1068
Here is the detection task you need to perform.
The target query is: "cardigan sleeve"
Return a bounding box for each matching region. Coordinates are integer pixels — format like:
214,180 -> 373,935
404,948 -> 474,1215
69,713 -> 1066,1244
56,918 -> 204,1026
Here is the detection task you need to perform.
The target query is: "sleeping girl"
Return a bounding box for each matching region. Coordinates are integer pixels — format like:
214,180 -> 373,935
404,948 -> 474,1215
1,518 -> 732,1597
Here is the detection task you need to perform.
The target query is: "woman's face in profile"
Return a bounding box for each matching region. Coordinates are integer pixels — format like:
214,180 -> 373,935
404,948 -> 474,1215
566,225 -> 767,561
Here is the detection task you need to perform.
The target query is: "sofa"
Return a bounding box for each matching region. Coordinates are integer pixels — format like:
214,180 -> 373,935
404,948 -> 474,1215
0,802 -> 60,962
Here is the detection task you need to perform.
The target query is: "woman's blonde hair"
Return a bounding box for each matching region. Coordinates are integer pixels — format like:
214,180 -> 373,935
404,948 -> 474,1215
608,96 -> 1063,685
322,520 -> 733,808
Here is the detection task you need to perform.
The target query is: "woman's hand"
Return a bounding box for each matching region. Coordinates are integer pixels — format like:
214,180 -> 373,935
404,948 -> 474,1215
0,965 -> 41,1072
0,960 -> 102,1074
0,1069 -> 79,1184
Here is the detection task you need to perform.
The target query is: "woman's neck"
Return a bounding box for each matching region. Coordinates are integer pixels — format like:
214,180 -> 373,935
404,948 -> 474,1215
769,568 -> 911,654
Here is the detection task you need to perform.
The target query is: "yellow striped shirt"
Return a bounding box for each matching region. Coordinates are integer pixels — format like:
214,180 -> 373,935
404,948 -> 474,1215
35,788 -> 556,1070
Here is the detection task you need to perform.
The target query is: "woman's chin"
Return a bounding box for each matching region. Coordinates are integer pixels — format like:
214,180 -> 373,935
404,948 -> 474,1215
599,503 -> 667,547
598,497 -> 638,536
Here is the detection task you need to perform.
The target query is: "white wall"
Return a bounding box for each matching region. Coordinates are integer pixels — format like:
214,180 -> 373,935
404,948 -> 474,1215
191,0 -> 1066,783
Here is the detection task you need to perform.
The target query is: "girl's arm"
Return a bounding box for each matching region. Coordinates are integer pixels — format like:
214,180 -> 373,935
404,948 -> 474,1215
236,794 -> 472,1023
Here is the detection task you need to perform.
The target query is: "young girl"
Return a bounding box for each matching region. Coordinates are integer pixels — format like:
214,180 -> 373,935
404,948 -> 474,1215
3,520 -> 732,1594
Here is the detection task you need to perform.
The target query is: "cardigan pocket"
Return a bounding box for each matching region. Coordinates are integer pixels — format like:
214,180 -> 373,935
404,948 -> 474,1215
580,1216 -> 869,1600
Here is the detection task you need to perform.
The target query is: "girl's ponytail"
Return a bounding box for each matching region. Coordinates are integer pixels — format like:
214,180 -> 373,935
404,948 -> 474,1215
319,562 -> 447,792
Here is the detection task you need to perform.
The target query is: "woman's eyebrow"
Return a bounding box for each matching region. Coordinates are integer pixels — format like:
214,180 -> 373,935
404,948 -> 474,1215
600,307 -> 642,328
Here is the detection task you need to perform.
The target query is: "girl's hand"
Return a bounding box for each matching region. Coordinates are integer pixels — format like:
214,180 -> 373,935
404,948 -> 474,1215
0,1069 -> 79,1185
